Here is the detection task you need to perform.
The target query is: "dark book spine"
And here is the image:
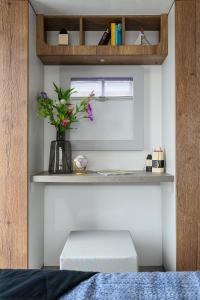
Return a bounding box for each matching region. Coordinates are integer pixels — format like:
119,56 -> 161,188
98,29 -> 111,45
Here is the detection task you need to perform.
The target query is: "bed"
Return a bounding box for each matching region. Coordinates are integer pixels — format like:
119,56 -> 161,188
61,272 -> 200,300
0,269 -> 200,300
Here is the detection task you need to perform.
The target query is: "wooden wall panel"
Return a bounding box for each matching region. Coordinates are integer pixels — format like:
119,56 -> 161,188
176,0 -> 200,270
197,0 -> 200,270
0,0 -> 28,268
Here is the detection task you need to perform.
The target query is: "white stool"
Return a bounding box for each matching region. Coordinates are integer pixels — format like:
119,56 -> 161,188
60,230 -> 138,272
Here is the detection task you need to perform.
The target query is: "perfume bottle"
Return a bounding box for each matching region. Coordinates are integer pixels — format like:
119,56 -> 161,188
146,154 -> 152,172
59,28 -> 69,45
152,147 -> 165,173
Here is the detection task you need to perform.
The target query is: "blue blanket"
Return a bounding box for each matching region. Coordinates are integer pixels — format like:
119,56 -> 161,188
0,269 -> 96,300
61,272 -> 200,300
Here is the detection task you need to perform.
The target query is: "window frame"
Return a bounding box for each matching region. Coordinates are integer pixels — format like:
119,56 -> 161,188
70,77 -> 134,99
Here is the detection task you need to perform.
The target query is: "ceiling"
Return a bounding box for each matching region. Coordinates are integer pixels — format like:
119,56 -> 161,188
30,0 -> 174,15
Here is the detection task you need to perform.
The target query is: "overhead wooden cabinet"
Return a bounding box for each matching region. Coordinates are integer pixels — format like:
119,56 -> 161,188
36,14 -> 168,65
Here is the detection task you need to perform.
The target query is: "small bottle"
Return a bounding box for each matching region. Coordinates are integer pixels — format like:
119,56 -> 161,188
146,154 -> 152,172
152,147 -> 165,173
59,28 -> 69,45
98,28 -> 111,45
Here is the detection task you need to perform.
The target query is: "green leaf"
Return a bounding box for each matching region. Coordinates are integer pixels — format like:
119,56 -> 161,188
53,82 -> 63,100
53,82 -> 59,93
75,104 -> 79,113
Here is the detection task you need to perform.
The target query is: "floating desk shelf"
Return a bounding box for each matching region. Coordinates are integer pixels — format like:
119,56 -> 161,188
32,171 -> 174,184
36,14 -> 168,65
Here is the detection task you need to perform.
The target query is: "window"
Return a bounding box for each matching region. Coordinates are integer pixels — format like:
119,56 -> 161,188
60,66 -> 144,150
70,77 -> 133,98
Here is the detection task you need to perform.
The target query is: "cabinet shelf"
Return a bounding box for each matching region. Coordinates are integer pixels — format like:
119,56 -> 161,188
36,14 -> 168,65
32,171 -> 174,184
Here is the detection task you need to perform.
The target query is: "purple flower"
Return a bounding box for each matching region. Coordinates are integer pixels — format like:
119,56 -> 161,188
41,92 -> 48,100
87,102 -> 93,121
89,90 -> 95,98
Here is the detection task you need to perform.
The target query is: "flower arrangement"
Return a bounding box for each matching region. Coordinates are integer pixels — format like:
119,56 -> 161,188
37,83 -> 94,133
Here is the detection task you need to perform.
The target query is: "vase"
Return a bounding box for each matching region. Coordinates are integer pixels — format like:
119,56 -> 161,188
49,131 -> 72,174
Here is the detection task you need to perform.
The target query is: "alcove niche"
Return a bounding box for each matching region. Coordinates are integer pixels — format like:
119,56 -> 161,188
29,3 -> 175,271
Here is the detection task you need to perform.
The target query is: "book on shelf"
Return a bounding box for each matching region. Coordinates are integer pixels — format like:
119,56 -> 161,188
111,23 -> 122,46
116,23 -> 122,45
98,23 -> 122,46
111,23 -> 116,45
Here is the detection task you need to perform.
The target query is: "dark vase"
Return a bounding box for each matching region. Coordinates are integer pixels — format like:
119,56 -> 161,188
49,131 -> 72,174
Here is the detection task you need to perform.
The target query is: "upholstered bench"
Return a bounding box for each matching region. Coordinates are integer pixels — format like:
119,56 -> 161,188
60,230 -> 138,272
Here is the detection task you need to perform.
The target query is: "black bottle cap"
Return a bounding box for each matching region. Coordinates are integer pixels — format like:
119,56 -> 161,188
147,154 -> 152,159
60,28 -> 67,34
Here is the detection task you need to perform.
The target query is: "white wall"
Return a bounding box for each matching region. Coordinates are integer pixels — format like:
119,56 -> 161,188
44,65 -> 162,170
43,64 -> 163,266
29,4 -> 44,269
44,185 -> 162,266
161,4 -> 176,271
38,18 -> 177,268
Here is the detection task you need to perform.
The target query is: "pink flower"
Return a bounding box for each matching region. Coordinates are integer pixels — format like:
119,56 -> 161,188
62,119 -> 69,128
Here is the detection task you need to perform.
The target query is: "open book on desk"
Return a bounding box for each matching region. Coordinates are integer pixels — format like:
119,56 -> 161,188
97,170 -> 136,176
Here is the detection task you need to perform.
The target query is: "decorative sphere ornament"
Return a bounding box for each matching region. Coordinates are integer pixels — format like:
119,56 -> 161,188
73,155 -> 88,175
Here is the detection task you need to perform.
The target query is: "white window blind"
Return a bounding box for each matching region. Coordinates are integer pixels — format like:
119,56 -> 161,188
70,77 -> 133,98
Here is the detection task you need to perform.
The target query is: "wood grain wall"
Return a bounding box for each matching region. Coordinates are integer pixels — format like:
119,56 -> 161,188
176,0 -> 200,270
0,0 -> 28,268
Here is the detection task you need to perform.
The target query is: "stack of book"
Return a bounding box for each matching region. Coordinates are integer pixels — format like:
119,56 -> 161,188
111,23 -> 122,46
98,23 -> 122,46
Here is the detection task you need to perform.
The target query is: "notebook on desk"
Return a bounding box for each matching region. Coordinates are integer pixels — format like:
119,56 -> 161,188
97,170 -> 136,176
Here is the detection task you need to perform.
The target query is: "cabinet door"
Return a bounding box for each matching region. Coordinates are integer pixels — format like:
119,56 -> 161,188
0,0 -> 28,268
